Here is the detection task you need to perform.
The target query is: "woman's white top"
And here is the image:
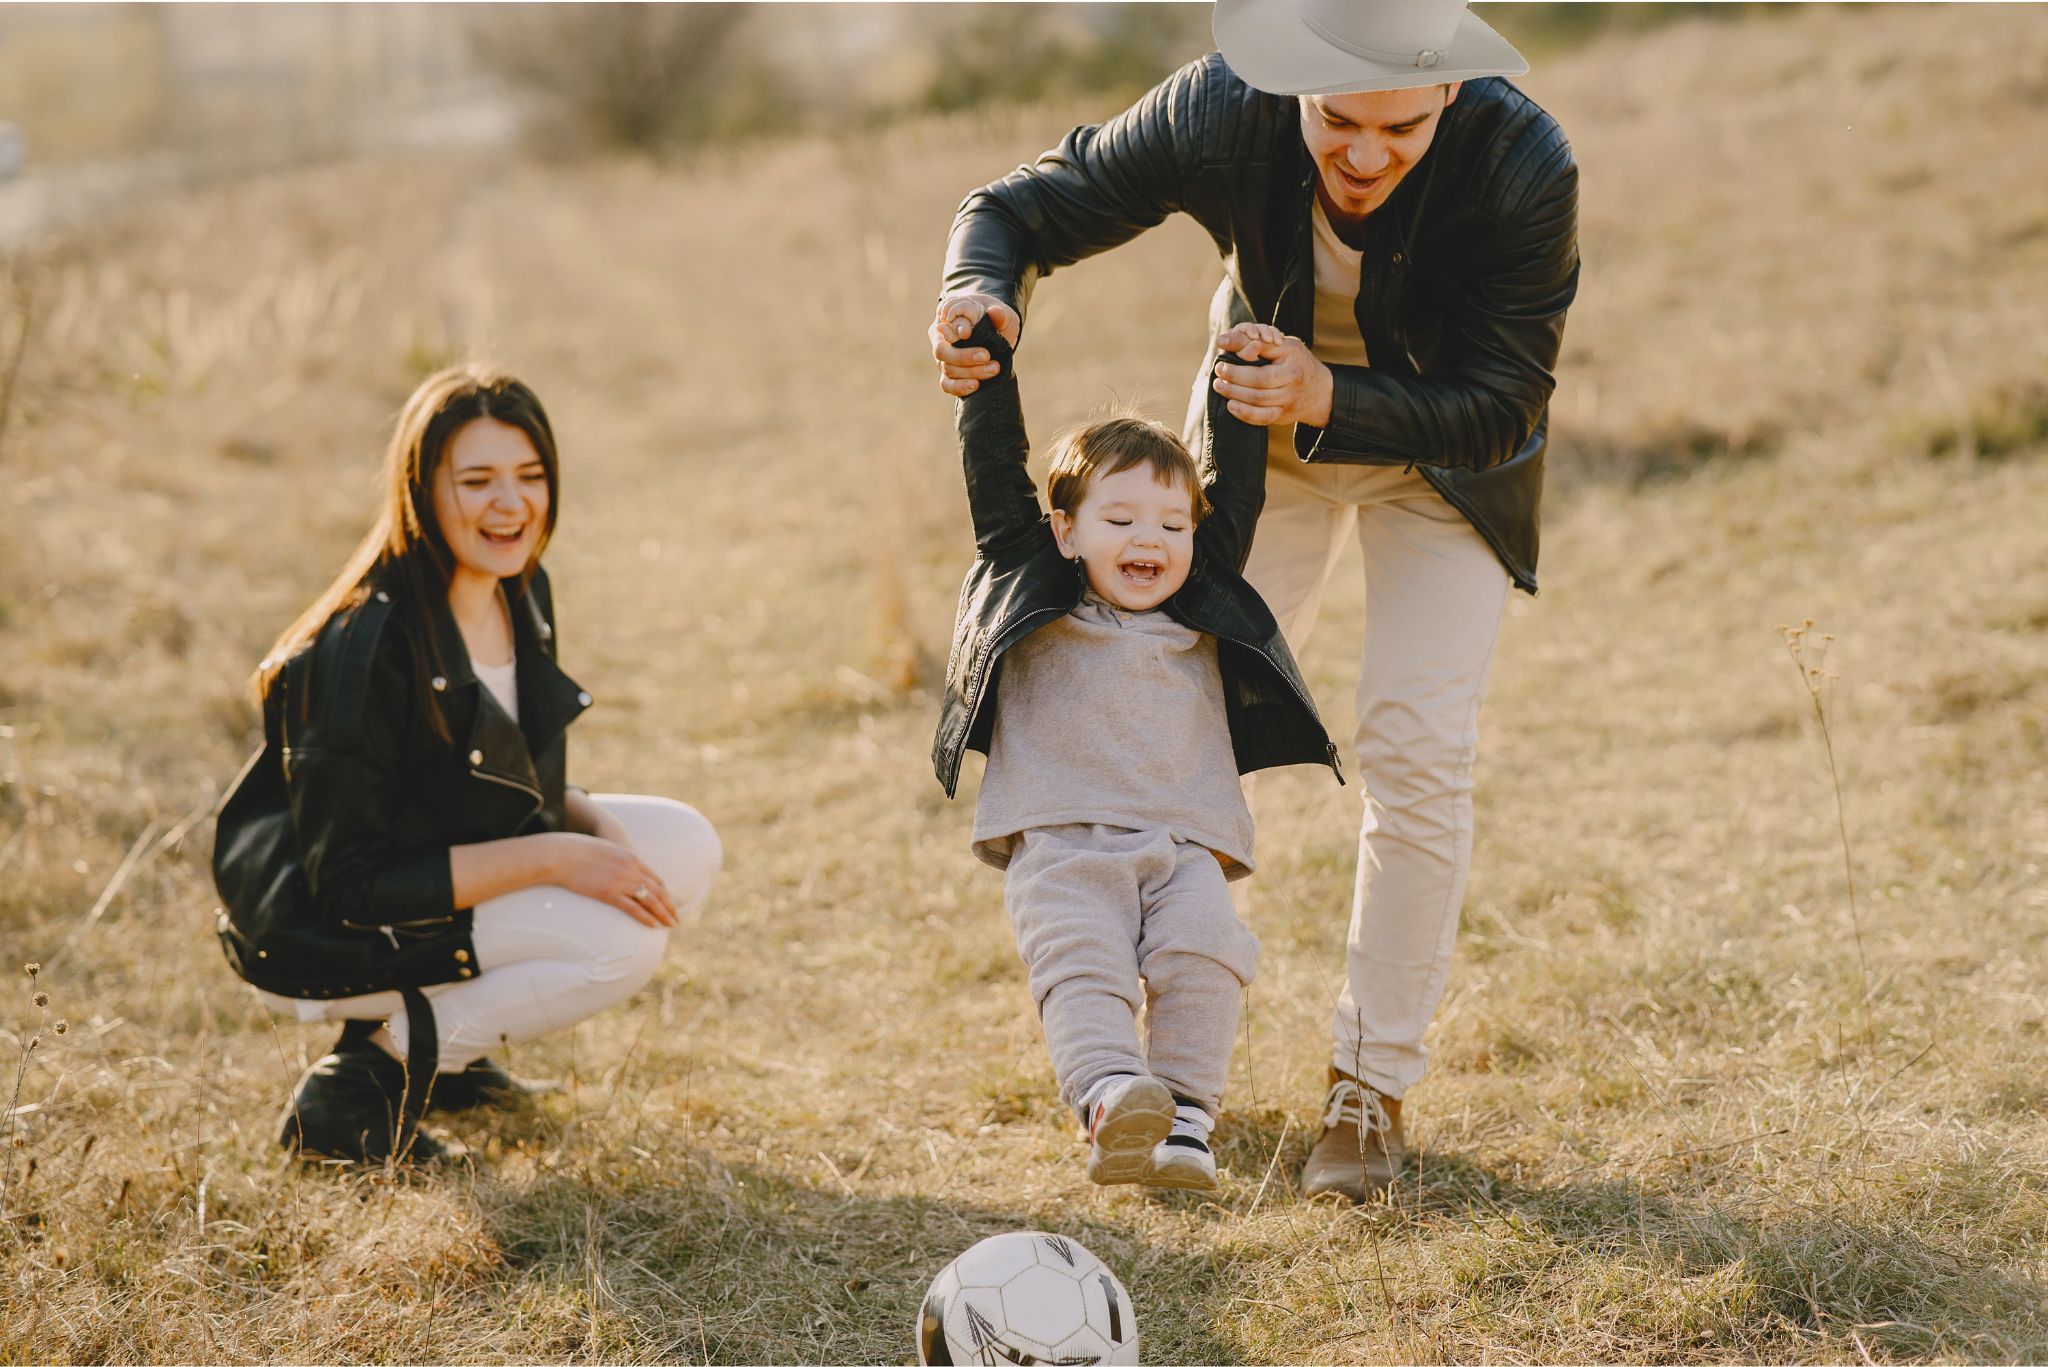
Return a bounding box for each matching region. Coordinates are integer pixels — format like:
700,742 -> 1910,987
474,656 -> 519,723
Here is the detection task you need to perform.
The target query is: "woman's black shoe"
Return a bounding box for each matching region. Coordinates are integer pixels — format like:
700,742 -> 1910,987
329,1021 -> 553,1113
278,1040 -> 449,1163
427,1056 -> 559,1113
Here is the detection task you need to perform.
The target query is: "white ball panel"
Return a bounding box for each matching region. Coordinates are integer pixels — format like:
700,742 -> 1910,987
952,1231 -> 1047,1287
999,1265 -> 1088,1345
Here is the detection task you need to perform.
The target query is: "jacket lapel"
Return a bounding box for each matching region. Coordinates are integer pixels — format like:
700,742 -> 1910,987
424,579 -> 587,792
510,578 -> 590,756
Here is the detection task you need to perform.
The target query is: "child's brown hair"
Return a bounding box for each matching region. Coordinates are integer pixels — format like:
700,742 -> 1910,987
1045,416 -> 1211,521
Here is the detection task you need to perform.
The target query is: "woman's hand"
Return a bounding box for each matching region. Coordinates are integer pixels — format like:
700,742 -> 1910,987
544,832 -> 678,928
930,293 -> 1022,397
1213,324 -> 1334,428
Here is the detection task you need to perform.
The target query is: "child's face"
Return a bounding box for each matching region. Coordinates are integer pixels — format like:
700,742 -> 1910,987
1050,464 -> 1197,612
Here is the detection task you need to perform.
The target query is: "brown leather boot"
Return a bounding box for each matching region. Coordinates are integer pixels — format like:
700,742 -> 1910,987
1300,1068 -> 1404,1201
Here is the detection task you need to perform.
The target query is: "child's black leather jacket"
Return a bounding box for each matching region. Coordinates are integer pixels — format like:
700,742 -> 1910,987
932,317 -> 1341,797
211,567 -> 591,999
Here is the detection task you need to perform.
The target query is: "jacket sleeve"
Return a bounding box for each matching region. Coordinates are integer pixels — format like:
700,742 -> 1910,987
957,317 -> 1048,563
1194,348 -> 1272,573
283,644 -> 457,929
1301,143 -> 1580,471
941,59 -> 1203,326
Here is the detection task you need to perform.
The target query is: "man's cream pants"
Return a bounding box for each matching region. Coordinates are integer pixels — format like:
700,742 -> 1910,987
1243,449 -> 1511,1100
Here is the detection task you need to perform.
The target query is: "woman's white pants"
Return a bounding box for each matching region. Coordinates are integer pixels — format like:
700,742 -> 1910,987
257,795 -> 721,1071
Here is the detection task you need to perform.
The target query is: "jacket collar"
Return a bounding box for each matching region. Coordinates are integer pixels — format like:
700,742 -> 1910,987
420,575 -> 591,778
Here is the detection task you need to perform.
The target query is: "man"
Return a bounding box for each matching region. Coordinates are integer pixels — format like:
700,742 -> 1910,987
929,0 -> 1578,1201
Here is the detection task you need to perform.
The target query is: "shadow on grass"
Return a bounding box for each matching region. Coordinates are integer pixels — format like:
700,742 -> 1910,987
1198,1105 -> 2046,1359
472,1152 -> 1243,1364
1383,1149 -> 2048,1361
443,1097 -> 2043,1362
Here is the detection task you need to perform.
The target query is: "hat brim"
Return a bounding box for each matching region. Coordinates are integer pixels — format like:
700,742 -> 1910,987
1214,0 -> 1528,96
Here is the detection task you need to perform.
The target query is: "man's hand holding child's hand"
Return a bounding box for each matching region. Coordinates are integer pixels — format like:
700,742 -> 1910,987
931,294 -> 1024,396
1213,324 -> 1333,429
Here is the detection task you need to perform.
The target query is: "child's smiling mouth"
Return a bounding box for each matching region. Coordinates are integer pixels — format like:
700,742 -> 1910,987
1119,558 -> 1163,587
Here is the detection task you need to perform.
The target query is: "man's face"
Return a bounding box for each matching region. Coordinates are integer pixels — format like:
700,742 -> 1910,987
1300,83 -> 1460,225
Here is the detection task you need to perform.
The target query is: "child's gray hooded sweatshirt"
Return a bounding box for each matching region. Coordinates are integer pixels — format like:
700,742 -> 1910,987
971,589 -> 1255,879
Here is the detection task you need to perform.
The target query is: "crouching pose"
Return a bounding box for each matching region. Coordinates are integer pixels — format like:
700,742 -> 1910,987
934,312 -> 1340,1190
212,364 -> 721,1163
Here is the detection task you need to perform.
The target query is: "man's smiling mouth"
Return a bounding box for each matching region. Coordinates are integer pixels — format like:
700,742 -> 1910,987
1336,166 -> 1382,195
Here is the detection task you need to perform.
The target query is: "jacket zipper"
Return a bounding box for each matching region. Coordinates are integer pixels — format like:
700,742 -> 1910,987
341,913 -> 460,933
470,766 -> 545,827
341,767 -> 543,937
1267,167 -> 1314,330
1205,620 -> 1345,783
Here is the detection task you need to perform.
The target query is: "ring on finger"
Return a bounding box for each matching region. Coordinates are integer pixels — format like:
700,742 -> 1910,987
634,885 -> 650,900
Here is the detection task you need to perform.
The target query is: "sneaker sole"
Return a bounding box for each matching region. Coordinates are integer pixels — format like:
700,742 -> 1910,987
1143,1154 -> 1220,1192
1085,1078 -> 1176,1186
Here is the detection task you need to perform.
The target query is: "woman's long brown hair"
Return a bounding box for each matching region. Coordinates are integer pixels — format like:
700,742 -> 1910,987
253,363 -> 560,742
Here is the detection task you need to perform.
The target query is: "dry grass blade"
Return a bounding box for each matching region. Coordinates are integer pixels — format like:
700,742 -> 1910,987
1777,619 -> 1873,1047
1246,1114 -> 1293,1217
57,817 -> 164,955
0,262 -> 32,463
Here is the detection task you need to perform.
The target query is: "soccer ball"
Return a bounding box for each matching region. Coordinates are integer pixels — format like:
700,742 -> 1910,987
917,1230 -> 1139,1365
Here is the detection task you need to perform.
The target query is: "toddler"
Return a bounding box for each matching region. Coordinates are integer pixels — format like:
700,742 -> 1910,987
932,310 -> 1340,1189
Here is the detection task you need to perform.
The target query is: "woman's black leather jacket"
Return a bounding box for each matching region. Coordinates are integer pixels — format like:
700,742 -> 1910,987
211,567 -> 591,998
942,55 -> 1580,593
933,317 -> 1341,797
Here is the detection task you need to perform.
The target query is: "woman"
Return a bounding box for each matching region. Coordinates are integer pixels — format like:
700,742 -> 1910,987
212,364 -> 720,1163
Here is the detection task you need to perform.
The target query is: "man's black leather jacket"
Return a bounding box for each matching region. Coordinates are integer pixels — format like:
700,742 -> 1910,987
211,567 -> 591,998
942,55 -> 1580,593
933,317 -> 1340,797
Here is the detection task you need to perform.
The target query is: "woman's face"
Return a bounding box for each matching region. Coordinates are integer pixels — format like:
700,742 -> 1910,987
431,417 -> 550,584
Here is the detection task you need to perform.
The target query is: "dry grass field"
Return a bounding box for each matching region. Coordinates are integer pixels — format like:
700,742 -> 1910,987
4,6 -> 2046,1362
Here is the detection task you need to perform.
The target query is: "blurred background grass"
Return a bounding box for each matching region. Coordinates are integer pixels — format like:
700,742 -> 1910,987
0,3 -> 1792,169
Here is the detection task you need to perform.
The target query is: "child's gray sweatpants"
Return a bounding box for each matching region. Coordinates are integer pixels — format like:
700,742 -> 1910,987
1005,823 -> 1260,1120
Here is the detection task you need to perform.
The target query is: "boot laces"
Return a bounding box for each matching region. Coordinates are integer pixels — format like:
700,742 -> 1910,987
1322,1077 -> 1391,1135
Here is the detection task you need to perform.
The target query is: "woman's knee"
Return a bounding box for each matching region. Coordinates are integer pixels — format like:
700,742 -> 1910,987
593,795 -> 722,915
589,915 -> 671,990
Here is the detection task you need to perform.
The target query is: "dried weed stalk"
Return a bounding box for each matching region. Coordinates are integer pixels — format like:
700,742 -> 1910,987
1778,618 -> 1872,1044
2,962 -> 53,1223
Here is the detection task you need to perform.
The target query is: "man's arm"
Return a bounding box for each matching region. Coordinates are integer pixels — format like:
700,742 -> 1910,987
1304,146 -> 1579,470
933,57 -> 1210,394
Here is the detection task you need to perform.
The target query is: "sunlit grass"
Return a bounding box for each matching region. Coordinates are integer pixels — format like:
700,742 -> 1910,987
2,6 -> 2045,1362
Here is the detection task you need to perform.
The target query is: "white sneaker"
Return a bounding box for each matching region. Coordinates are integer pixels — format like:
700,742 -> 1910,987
1146,1100 -> 1220,1191
1082,1075 -> 1175,1186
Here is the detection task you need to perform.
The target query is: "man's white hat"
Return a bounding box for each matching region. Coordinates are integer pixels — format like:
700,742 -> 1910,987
1214,0 -> 1528,96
